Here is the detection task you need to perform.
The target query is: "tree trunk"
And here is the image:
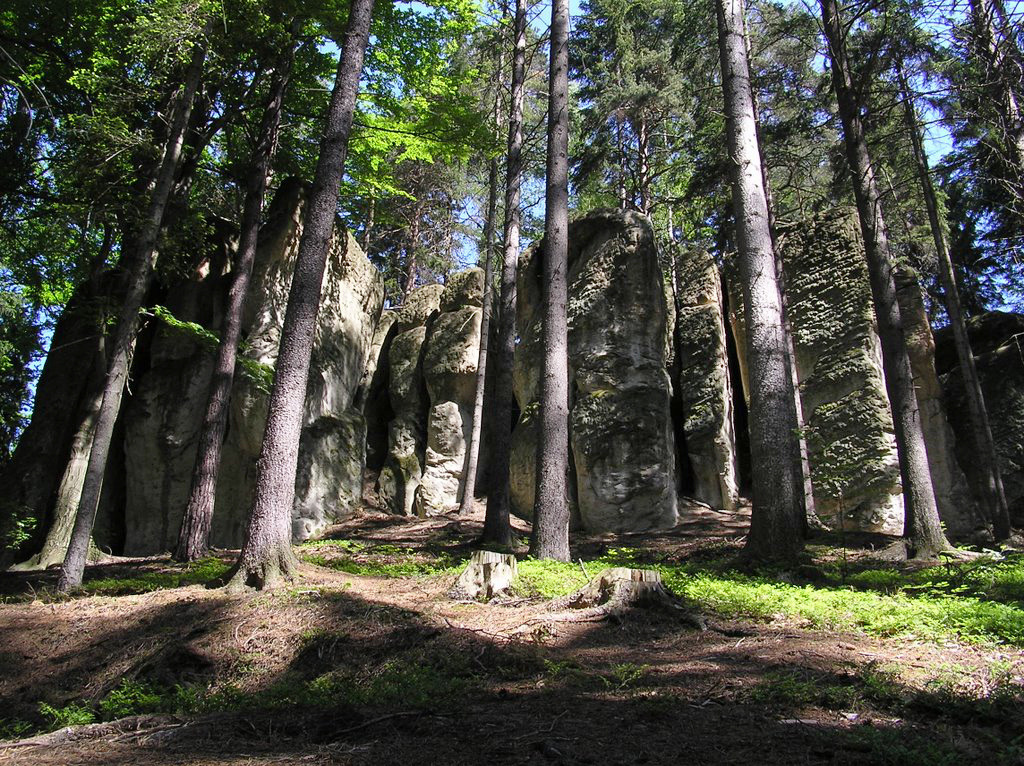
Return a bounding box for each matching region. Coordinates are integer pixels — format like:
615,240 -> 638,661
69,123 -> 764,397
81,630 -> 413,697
637,115 -> 652,216
13,337 -> 107,570
529,0 -> 571,562
743,30 -> 820,529
57,33 -> 209,591
402,209 -> 422,302
715,0 -> 804,561
175,24 -> 300,563
897,65 -> 1012,541
819,0 -> 951,558
481,0 -> 527,548
225,0 -> 375,591
459,35 -> 506,515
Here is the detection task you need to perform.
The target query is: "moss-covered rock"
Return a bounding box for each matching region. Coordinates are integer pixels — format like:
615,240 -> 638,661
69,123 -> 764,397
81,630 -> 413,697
511,210 -> 677,532
673,248 -> 739,510
776,209 -> 902,533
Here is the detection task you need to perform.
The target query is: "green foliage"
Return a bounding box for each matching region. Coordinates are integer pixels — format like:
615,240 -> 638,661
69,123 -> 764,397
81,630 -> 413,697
38,701 -> 96,728
0,717 -> 32,740
512,547 -> 1024,646
98,679 -> 165,719
148,305 -> 274,393
514,558 -> 589,598
82,557 -> 231,596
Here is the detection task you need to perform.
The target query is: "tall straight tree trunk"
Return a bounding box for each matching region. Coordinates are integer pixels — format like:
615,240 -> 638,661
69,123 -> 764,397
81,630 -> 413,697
57,33 -> 209,591
225,0 -> 375,591
175,23 -> 301,562
715,0 -> 804,561
897,66 -> 1012,541
481,0 -> 527,547
530,0 -> 571,562
743,29 -> 820,529
637,116 -> 652,216
820,0 -> 950,558
459,32 -> 506,515
402,210 -> 422,302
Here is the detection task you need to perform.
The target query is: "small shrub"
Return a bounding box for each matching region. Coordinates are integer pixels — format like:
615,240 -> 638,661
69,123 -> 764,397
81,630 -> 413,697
38,701 -> 95,728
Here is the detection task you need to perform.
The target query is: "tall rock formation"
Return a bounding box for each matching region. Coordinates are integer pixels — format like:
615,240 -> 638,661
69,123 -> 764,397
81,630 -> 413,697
936,312 -> 1024,527
672,247 -> 739,510
122,179 -> 384,552
418,269 -> 484,514
376,283 -> 444,516
511,209 -> 678,533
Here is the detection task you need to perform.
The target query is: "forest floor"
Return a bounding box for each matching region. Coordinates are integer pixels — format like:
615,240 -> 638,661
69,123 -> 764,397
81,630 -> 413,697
1,503 -> 1023,766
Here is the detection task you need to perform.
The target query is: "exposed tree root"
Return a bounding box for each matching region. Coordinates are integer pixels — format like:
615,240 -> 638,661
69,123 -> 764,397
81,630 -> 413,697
549,567 -> 706,629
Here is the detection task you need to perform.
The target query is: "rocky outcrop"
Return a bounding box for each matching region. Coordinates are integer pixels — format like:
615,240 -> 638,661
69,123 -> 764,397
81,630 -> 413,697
936,312 -> 1024,527
775,210 -> 903,533
510,210 -> 678,533
672,247 -> 739,510
122,179 -> 384,552
376,283 -> 444,516
896,268 -> 981,537
418,269 -> 484,514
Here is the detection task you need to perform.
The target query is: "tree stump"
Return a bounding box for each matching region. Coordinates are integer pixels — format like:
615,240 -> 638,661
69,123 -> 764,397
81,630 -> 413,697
551,567 -> 705,627
448,550 -> 518,600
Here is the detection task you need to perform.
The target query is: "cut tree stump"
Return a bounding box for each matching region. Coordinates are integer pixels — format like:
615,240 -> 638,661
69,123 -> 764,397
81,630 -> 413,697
551,567 -> 706,628
448,550 -> 518,600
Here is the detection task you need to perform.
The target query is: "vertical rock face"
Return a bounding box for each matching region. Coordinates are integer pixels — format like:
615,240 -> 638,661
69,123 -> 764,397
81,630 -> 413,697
121,179 -> 384,553
673,248 -> 739,510
511,210 -> 678,533
936,312 -> 1024,527
418,269 -> 484,514
376,283 -> 444,516
775,210 -> 903,533
895,268 -> 981,537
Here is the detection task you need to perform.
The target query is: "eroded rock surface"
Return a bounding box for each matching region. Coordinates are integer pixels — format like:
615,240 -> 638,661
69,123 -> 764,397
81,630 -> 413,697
511,210 -> 678,533
376,284 -> 444,516
936,312 -> 1024,527
418,270 -> 483,514
122,179 -> 384,552
776,210 -> 903,533
672,247 -> 739,510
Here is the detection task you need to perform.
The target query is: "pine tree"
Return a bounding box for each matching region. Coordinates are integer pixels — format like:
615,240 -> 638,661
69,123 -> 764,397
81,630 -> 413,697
225,0 -> 375,591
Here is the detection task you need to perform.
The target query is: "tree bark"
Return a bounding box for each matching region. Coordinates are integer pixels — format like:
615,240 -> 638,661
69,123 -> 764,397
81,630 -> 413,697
481,0 -> 527,548
175,23 -> 301,563
225,0 -> 374,591
529,0 -> 571,562
57,32 -> 209,591
820,0 -> 951,558
743,28 -> 820,529
897,65 -> 1012,541
715,0 -> 805,561
459,33 -> 506,515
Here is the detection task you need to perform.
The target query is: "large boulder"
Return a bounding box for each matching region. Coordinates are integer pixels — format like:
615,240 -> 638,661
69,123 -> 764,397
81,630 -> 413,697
672,247 -> 739,510
376,283 -> 444,515
121,179 -> 384,552
936,312 -> 1024,527
511,210 -> 678,533
774,210 -> 903,533
418,269 -> 484,514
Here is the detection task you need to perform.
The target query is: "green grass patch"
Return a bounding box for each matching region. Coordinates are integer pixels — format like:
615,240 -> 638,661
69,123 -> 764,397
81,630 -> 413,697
81,557 -> 231,596
510,547 -> 1024,647
299,540 -> 461,578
